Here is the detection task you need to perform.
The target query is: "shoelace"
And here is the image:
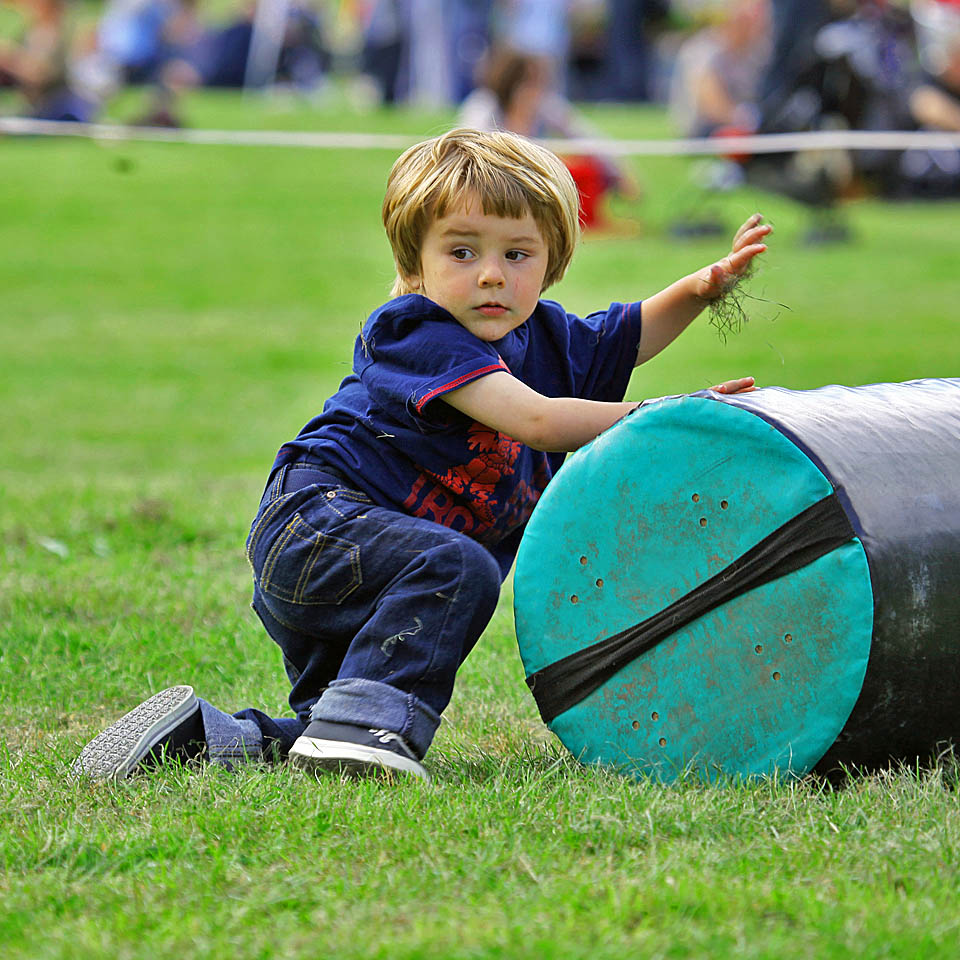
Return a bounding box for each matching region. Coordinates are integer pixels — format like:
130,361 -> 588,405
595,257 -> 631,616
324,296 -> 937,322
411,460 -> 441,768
368,729 -> 418,761
369,729 -> 401,744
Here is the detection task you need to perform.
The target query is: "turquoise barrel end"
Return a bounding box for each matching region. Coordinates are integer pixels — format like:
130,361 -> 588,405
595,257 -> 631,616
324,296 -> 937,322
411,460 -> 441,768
514,395 -> 873,781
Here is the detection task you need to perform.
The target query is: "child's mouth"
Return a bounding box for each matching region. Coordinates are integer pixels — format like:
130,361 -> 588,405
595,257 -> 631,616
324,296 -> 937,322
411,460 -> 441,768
476,303 -> 508,316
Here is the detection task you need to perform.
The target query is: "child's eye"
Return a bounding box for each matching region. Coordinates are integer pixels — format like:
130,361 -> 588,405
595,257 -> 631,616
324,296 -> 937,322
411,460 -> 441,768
505,250 -> 529,262
451,247 -> 474,261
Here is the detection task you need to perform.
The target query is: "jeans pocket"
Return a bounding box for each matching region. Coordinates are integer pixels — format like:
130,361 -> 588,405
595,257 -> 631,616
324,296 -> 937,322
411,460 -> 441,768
256,510 -> 362,606
246,492 -> 295,567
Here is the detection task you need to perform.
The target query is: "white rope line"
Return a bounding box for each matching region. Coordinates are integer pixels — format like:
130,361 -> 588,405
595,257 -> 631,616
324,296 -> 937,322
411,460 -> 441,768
3,116 -> 960,155
0,117 -> 418,149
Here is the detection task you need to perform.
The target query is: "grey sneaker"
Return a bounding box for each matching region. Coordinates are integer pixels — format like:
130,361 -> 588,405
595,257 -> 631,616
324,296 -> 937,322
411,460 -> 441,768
72,685 -> 205,780
288,720 -> 429,781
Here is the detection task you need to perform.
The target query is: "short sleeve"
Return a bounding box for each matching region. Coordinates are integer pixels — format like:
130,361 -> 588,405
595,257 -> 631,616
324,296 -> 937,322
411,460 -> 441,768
355,296 -> 510,428
564,301 -> 643,403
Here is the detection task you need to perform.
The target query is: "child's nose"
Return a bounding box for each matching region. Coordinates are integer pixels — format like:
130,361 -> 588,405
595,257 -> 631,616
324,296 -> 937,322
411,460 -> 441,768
478,258 -> 505,287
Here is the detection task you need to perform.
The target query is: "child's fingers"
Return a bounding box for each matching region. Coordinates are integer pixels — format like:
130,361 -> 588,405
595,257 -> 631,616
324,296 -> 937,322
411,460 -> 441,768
732,213 -> 764,246
732,222 -> 772,252
727,242 -> 767,273
736,224 -> 772,250
704,241 -> 765,296
731,216 -> 758,245
712,376 -> 756,394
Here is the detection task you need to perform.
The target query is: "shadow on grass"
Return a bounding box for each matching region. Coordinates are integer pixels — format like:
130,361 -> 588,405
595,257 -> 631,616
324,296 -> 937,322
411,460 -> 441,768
6,734 -> 959,807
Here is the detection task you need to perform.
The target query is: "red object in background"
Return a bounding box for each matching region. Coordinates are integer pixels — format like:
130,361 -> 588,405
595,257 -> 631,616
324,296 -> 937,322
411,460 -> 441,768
712,125 -> 754,164
564,155 -> 610,228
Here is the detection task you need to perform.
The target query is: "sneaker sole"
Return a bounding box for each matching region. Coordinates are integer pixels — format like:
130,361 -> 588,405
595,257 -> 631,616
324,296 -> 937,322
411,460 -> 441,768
288,736 -> 430,782
72,685 -> 198,780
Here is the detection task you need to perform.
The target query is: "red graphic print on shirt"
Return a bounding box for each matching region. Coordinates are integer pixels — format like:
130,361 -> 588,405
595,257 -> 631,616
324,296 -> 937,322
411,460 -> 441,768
432,424 -> 522,524
401,423 -> 548,542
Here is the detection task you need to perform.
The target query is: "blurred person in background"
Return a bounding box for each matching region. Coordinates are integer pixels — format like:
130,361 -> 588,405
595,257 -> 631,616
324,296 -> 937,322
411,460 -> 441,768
183,1 -> 328,91
757,0 -> 915,140
756,0 -> 830,125
909,0 -> 960,131
459,46 -> 571,135
743,0 -> 921,232
448,0 -> 494,101
495,0 -> 572,68
664,0 -> 770,236
95,0 -> 329,125
402,0 -> 450,104
359,0 -> 406,103
668,0 -> 770,137
458,43 -> 641,226
899,0 -> 960,193
94,0 -> 194,84
568,0 -> 668,102
358,0 -> 491,106
604,0 -> 667,100
74,0 -> 203,123
0,0 -> 98,120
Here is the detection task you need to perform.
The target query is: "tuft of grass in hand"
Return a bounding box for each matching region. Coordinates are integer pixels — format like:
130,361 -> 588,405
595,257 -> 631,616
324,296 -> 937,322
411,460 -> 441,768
707,262 -> 790,344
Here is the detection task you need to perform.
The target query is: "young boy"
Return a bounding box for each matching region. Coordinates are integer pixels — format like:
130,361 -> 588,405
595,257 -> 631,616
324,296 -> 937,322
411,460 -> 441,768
74,128 -> 769,782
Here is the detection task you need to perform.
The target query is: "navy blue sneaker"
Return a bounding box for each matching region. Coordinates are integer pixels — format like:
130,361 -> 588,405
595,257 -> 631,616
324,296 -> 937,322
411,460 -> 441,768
288,720 -> 429,781
72,685 -> 205,780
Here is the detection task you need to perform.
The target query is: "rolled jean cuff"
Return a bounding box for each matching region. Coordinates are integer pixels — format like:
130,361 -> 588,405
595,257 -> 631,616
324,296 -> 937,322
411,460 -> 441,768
309,678 -> 441,759
198,699 -> 264,769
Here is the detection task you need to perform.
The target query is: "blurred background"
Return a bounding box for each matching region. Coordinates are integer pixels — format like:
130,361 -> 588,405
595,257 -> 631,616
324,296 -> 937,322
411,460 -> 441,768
3,0 -> 960,203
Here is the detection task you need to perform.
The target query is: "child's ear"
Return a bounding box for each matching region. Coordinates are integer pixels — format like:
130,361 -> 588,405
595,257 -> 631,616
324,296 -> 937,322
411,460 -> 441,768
407,275 -> 422,291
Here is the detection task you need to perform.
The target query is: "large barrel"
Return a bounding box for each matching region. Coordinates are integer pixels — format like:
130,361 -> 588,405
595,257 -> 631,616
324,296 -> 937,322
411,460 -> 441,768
514,379 -> 960,781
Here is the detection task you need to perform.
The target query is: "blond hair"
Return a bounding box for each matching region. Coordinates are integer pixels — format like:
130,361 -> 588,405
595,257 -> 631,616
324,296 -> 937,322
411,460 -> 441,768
382,128 -> 581,298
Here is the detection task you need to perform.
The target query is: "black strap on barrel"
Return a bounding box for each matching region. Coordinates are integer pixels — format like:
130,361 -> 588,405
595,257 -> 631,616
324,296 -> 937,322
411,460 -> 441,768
525,492 -> 856,724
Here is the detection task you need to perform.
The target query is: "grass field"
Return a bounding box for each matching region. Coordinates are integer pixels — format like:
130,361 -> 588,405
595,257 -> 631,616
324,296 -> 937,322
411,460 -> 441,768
2,95 -> 960,959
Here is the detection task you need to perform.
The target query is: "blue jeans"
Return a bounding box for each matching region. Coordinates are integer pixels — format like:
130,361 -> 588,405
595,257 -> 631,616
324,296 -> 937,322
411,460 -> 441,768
197,462 -> 503,766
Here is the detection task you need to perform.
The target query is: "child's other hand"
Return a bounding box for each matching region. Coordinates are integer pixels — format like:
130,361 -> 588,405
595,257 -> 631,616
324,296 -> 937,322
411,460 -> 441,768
711,376 -> 756,395
696,214 -> 771,300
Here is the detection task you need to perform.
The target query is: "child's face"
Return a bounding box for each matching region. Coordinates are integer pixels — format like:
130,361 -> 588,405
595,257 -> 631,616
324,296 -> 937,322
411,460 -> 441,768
408,193 -> 549,342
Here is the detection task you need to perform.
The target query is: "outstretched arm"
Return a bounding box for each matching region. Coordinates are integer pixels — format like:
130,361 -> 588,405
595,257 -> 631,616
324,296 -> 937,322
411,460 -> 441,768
635,214 -> 771,366
440,219 -> 770,450
443,371 -> 639,453
442,370 -> 756,453
442,369 -> 762,453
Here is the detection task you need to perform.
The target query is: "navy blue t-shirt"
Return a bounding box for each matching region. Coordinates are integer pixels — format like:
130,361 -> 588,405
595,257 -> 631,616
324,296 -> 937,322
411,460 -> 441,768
275,294 -> 642,576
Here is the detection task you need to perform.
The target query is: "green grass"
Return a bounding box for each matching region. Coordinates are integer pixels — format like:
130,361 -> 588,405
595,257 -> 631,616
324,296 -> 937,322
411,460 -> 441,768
2,94 -> 960,958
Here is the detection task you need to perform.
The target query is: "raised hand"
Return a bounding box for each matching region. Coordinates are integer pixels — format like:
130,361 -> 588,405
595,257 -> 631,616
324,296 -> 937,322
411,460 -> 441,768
696,214 -> 771,300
